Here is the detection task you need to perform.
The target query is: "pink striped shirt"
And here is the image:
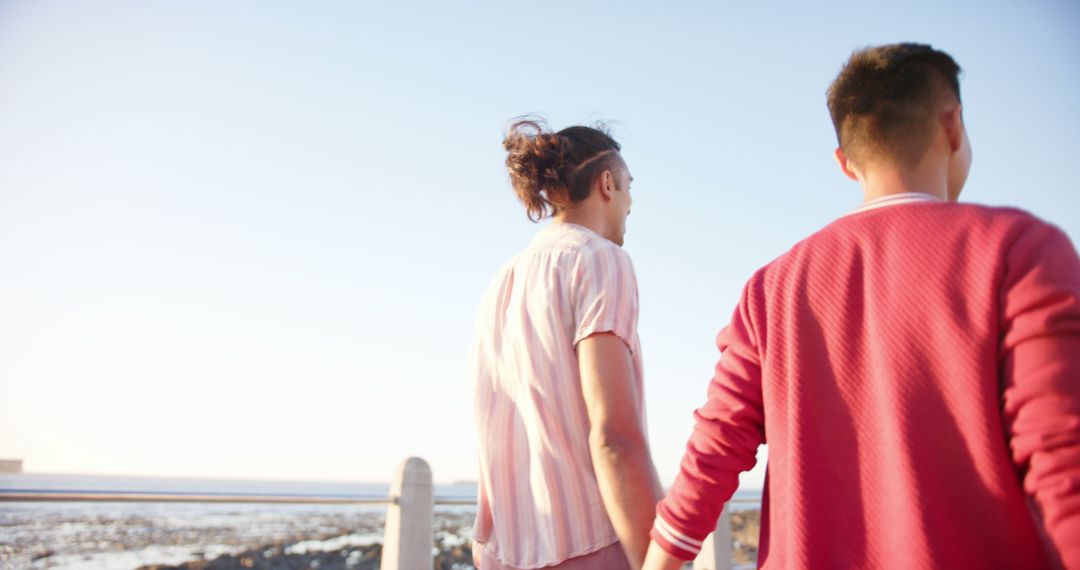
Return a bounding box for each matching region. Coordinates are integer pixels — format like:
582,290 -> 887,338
470,222 -> 644,569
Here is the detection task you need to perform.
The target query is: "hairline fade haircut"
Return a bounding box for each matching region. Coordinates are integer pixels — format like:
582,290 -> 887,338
827,43 -> 962,169
503,116 -> 624,222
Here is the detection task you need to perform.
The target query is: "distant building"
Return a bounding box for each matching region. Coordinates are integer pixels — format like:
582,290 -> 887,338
0,459 -> 23,474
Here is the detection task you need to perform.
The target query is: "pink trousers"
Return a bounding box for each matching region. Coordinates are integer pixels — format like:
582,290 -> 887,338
475,542 -> 631,570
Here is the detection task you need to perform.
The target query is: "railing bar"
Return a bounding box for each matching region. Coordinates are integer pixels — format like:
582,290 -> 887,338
0,489 -> 392,500
0,492 -> 391,505
0,492 -> 760,507
1,490 -> 479,498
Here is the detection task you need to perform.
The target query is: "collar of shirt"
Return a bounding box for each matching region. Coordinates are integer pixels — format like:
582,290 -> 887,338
844,192 -> 943,217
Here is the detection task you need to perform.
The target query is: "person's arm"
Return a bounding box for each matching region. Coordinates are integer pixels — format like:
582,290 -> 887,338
1000,222 -> 1080,569
645,281 -> 766,567
579,331 -> 663,569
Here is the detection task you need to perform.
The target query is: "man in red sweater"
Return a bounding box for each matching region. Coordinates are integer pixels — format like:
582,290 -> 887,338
644,43 -> 1080,569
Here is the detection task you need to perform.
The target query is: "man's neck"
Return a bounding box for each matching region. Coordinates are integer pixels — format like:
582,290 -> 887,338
859,162 -> 950,204
554,210 -> 609,241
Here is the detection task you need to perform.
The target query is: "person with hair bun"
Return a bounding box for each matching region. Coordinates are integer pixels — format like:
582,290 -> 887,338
469,117 -> 663,569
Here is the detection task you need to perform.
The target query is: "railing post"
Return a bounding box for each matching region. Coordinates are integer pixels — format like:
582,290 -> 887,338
381,457 -> 434,570
693,504 -> 734,570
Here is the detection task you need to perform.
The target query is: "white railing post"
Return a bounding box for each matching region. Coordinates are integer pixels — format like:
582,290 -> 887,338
381,457 -> 434,570
693,504 -> 734,570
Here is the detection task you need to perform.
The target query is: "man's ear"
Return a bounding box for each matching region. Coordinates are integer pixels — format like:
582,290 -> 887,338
942,105 -> 964,153
834,148 -> 859,181
596,170 -> 615,201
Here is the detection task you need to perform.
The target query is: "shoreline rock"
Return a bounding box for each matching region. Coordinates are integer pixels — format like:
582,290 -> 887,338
1,507 -> 759,569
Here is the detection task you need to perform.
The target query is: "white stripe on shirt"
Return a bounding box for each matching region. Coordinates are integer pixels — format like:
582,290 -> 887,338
845,192 -> 943,217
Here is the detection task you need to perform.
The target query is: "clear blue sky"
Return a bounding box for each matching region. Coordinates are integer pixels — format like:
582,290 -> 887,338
1,1 -> 1077,486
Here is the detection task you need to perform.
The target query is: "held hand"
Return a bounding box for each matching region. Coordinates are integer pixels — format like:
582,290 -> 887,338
641,540 -> 687,570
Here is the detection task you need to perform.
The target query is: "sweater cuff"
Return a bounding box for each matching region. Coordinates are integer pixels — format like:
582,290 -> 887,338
650,513 -> 705,560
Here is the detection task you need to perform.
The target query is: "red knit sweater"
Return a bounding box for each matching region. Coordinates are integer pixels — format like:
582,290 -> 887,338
652,201 -> 1080,569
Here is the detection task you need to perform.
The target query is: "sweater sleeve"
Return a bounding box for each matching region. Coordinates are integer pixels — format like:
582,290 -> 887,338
651,282 -> 766,560
1000,221 -> 1080,569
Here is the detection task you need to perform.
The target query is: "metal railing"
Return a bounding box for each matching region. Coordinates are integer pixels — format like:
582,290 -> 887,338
0,490 -> 393,505
0,490 -> 474,506
0,457 -> 759,570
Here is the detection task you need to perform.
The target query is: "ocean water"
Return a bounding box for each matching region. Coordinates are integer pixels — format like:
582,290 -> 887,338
0,472 -> 761,510
0,472 -> 477,499
0,472 -> 479,517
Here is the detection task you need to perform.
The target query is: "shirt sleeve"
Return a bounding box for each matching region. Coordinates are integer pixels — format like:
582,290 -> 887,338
571,245 -> 639,353
1000,221 -> 1080,570
651,281 -> 767,560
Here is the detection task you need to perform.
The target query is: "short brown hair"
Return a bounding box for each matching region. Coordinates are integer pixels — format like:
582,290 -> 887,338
827,43 -> 961,168
503,117 -> 623,222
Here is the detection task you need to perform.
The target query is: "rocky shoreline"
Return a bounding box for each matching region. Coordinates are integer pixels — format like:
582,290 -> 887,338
136,541 -> 475,570
1,506 -> 759,569
1,506 -> 473,569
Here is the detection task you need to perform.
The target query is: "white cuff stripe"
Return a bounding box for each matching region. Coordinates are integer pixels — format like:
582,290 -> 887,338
654,523 -> 700,555
656,515 -> 704,547
653,518 -> 702,554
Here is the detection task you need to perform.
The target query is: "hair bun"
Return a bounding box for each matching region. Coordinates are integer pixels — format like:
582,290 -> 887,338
504,119 -> 571,222
502,116 -> 622,222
